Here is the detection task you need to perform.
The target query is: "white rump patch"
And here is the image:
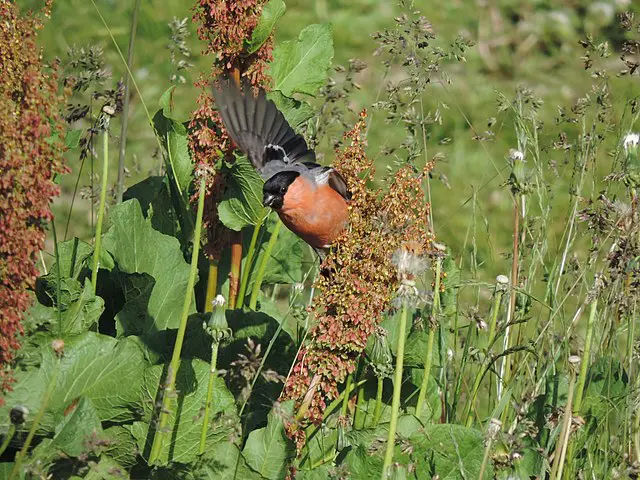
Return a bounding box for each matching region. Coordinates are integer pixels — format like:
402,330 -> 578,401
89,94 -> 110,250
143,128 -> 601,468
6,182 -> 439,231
265,144 -> 289,163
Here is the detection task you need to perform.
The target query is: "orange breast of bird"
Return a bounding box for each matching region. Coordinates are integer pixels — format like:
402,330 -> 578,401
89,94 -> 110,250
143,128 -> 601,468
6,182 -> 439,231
277,176 -> 349,248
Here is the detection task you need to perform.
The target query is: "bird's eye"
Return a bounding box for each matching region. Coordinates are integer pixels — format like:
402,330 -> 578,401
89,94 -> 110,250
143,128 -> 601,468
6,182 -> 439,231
280,186 -> 287,194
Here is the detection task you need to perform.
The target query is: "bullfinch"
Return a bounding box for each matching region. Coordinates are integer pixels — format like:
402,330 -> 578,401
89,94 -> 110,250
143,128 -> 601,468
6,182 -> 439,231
212,80 -> 351,249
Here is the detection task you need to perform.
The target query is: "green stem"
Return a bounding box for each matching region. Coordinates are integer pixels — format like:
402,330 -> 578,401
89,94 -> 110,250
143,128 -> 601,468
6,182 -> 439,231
149,174 -> 207,464
373,376 -> 384,426
115,0 -> 141,203
248,220 -> 282,310
550,371 -> 576,480
381,303 -> 409,479
50,218 -> 63,333
465,288 -> 505,427
204,261 -> 219,313
573,297 -> 597,414
0,424 -> 15,458
199,342 -> 219,455
91,130 -> 109,293
478,437 -> 493,480
10,353 -> 61,480
341,374 -> 353,418
354,378 -> 366,429
236,218 -> 264,309
415,258 -> 442,419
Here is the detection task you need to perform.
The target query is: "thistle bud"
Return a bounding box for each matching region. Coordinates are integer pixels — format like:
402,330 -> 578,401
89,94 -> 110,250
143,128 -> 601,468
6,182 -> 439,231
204,295 -> 231,343
507,149 -> 530,195
624,133 -> 640,168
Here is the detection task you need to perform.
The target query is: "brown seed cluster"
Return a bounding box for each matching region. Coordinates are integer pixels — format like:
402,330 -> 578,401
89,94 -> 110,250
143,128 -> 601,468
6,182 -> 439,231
281,111 -> 435,445
0,0 -> 68,400
189,0 -> 273,260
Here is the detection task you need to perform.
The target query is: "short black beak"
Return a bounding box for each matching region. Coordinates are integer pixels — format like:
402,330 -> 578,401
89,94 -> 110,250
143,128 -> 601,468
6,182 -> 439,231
263,193 -> 276,207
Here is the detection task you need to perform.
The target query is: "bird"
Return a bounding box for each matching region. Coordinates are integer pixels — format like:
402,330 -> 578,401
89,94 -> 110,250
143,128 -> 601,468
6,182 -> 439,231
212,79 -> 351,250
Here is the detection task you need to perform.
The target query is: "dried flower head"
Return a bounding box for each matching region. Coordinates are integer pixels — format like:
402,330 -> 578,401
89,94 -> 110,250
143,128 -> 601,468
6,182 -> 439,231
281,112 -> 436,439
0,0 -> 68,398
189,0 -> 274,259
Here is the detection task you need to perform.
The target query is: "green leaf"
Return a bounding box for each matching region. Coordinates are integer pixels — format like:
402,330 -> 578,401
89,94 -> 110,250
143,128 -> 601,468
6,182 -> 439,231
406,369 -> 441,424
0,333 -> 148,433
343,444 -> 385,479
246,0 -> 286,54
193,442 -> 266,480
440,251 -> 459,317
83,456 -> 130,480
49,397 -> 102,457
58,278 -> 104,334
582,356 -> 628,420
103,426 -> 139,468
242,400 -> 296,480
103,199 -> 195,333
218,157 -> 267,231
129,358 -> 237,465
65,128 -> 83,149
267,91 -> 314,128
269,23 -> 334,97
410,424 -> 488,479
124,176 -> 179,237
154,86 -> 194,198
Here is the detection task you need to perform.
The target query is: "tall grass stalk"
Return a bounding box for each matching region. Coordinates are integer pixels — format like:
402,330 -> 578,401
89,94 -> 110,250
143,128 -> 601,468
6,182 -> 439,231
248,221 -> 282,310
115,0 -> 141,203
236,218 -> 265,308
90,130 -> 109,293
573,295 -> 598,413
549,359 -> 578,480
381,302 -> 409,479
149,173 -> 207,464
415,257 -> 442,418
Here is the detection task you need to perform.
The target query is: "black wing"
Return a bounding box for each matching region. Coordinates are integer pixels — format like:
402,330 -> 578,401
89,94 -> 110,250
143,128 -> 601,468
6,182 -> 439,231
212,78 -> 315,170
302,162 -> 352,201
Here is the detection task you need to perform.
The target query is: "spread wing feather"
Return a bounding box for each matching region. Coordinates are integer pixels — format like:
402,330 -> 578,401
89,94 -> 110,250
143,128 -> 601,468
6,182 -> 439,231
212,78 -> 351,201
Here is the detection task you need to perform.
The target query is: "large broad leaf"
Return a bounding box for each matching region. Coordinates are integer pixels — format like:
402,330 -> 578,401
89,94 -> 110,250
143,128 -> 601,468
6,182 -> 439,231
103,199 -> 195,333
192,442 -> 266,480
242,400 -> 296,480
82,456 -> 130,480
48,397 -> 103,457
153,86 -> 193,198
246,0 -> 286,54
129,358 -> 237,465
266,91 -> 314,129
406,369 -> 442,424
59,279 -> 104,335
218,157 -> 267,231
269,23 -> 334,97
343,444 -> 385,480
103,425 -> 139,468
124,176 -> 179,238
411,424 -> 488,479
0,333 -> 148,433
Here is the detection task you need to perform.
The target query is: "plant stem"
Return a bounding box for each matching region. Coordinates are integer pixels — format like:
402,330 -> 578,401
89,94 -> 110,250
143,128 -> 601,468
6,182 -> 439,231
341,374 -> 353,418
248,220 -> 282,310
416,257 -> 442,419
354,378 -> 366,429
149,174 -> 207,464
91,130 -> 109,293
50,218 -> 62,333
199,342 -> 219,455
236,218 -> 264,309
465,286 -> 506,426
478,436 -> 494,480
499,196 -> 520,421
115,0 -> 141,203
0,424 -> 15,457
228,231 -> 242,308
573,297 -> 597,414
381,303 -> 409,479
373,376 -> 384,426
550,369 -> 576,480
9,352 -> 61,480
204,261 -> 219,313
